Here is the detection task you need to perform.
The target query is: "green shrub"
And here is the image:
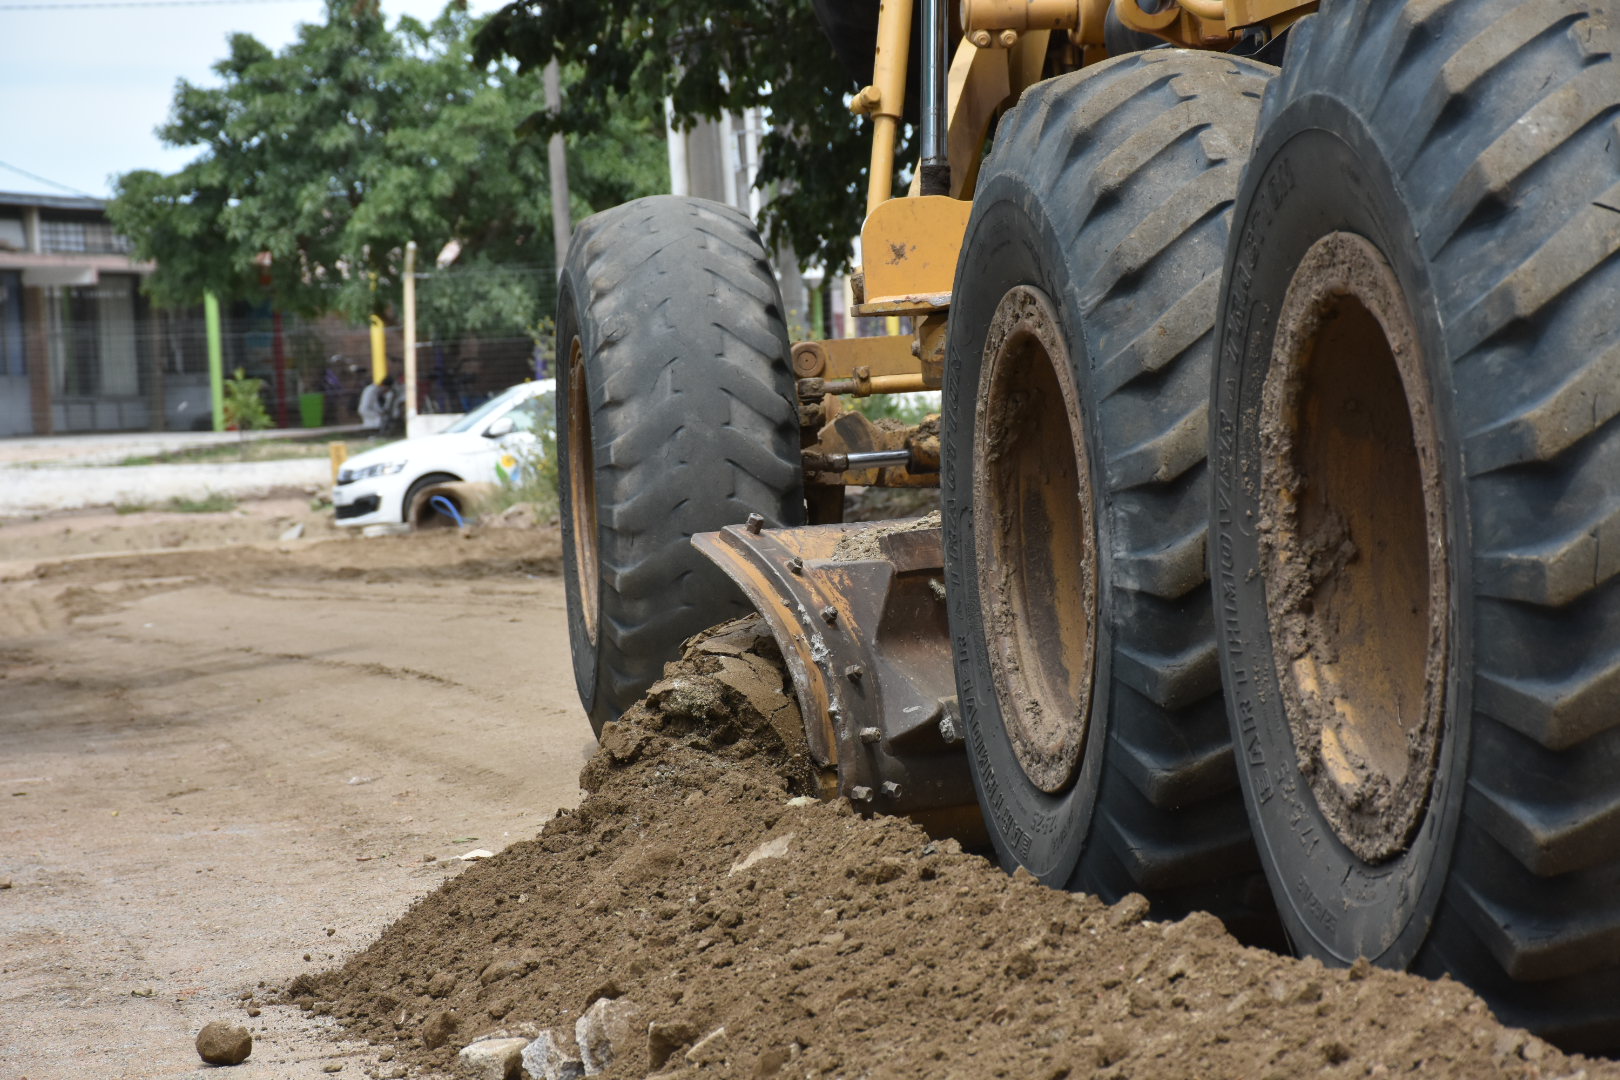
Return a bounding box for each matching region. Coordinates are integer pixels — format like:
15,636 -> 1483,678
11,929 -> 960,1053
223,368 -> 272,448
845,390 -> 941,426
488,393 -> 558,522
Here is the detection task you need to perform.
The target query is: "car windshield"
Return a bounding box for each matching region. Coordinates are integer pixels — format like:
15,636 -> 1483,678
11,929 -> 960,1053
443,386 -> 529,434
503,392 -> 556,435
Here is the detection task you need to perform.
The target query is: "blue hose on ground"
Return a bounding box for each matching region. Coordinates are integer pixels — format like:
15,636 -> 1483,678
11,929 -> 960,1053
428,494 -> 465,528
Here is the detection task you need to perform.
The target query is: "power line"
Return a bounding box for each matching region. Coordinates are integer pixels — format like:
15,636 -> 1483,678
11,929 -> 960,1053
0,159 -> 96,197
0,0 -> 314,9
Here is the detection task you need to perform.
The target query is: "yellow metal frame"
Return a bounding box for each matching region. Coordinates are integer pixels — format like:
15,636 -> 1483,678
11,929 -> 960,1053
858,194 -> 973,313
853,0 -> 918,219
795,0 -> 1320,456
792,334 -> 921,381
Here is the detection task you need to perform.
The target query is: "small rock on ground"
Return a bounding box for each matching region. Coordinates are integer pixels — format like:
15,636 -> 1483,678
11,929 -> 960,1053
456,1036 -> 528,1080
421,1009 -> 458,1050
574,997 -> 641,1074
520,1028 -> 584,1080
729,834 -> 794,876
195,1020 -> 253,1065
685,1026 -> 729,1066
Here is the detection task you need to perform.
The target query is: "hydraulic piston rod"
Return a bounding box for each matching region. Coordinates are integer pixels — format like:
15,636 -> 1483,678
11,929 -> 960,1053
919,0 -> 949,195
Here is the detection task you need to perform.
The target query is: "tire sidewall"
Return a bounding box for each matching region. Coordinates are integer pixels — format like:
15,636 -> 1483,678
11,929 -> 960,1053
1213,92 -> 1476,966
943,174 -> 1116,885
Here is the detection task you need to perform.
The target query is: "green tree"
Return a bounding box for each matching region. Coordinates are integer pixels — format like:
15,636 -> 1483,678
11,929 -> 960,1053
109,1 -> 667,325
473,1 -> 887,274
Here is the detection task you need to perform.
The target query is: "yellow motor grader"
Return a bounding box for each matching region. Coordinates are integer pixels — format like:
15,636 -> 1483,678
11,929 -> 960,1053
554,0 -> 1620,1051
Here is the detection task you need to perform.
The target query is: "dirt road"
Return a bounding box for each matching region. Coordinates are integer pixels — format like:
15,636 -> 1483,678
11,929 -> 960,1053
0,507 -> 590,1078
6,501 -> 1618,1079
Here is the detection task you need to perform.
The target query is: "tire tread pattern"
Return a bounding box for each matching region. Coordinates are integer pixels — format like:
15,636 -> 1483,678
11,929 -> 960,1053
956,51 -> 1277,937
560,196 -> 804,729
1270,0 -> 1620,1048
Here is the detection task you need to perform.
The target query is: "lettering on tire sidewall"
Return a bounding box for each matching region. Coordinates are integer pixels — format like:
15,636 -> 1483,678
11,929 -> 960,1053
943,197 -> 1105,884
1215,119 -> 1468,968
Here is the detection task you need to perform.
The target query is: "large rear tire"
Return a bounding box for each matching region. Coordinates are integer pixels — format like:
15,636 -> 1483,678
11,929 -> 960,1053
557,196 -> 806,734
1212,0 -> 1620,1050
942,51 -> 1278,940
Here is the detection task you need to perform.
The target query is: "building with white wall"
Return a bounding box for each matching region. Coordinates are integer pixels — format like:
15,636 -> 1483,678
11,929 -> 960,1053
0,192 -> 185,436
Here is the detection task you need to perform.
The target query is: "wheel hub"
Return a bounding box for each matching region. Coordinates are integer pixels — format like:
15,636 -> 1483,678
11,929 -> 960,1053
1259,232 -> 1450,864
972,285 -> 1099,794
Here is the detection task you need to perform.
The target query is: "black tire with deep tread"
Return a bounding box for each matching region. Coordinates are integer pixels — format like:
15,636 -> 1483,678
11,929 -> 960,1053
557,196 -> 805,734
942,51 -> 1279,941
1212,0 -> 1620,1050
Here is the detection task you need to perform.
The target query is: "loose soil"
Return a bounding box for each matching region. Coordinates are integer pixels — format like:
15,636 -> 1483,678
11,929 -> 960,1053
1,506 -> 589,1079
0,494 -> 340,567
312,625 -> 1617,1080
8,499 -> 1617,1079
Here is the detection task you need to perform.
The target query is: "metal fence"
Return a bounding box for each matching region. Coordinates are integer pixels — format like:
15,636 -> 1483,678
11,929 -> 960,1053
0,266 -> 558,437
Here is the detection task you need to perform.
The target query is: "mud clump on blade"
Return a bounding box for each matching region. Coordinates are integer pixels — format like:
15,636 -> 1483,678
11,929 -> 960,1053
829,510 -> 941,562
579,616 -> 817,794
300,617 -> 1620,1080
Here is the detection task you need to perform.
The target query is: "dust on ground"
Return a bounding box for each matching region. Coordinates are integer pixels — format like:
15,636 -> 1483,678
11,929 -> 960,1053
309,621 -> 1617,1080
9,495 -> 1616,1080
0,493 -> 339,568
1,503 -> 589,1079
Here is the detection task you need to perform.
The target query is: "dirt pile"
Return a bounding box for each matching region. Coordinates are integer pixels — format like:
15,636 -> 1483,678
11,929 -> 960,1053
304,620 -> 1614,1080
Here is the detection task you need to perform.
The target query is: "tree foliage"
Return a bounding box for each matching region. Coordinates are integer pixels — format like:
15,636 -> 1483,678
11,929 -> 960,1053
108,1 -> 667,325
474,0 -> 895,274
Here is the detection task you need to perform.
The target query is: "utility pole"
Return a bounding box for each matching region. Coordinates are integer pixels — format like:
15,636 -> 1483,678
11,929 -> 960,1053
403,240 -> 418,433
545,60 -> 572,275
205,292 -> 224,432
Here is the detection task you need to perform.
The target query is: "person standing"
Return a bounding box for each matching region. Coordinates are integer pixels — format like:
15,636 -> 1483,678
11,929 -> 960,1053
358,374 -> 394,431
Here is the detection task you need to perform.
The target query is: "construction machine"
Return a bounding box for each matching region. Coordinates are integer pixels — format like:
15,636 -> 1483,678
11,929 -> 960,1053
554,0 -> 1620,1051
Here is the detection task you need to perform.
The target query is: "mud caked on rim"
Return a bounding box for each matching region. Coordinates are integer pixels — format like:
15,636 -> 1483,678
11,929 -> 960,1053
1259,232 -> 1450,865
1212,0 -> 1620,1050
972,285 -> 1098,795
943,49 -> 1279,940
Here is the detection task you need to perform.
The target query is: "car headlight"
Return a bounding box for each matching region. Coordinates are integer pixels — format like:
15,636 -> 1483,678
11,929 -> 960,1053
342,461 -> 406,483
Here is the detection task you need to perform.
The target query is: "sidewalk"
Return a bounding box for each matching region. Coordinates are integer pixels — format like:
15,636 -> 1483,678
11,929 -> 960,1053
0,458 -> 333,514
0,426 -> 366,466
0,429 -> 371,514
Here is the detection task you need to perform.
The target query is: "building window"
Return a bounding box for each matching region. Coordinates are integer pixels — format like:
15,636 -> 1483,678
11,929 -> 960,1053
97,276 -> 139,397
40,218 -> 86,254
0,216 -> 25,253
0,273 -> 22,377
39,217 -> 132,256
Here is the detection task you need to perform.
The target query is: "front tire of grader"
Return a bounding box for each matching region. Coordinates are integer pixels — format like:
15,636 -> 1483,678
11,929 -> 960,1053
1211,0 -> 1620,1051
557,196 -> 805,735
942,50 -> 1279,941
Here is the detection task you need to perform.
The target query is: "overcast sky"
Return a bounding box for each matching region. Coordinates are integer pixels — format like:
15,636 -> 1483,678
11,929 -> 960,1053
0,0 -> 503,201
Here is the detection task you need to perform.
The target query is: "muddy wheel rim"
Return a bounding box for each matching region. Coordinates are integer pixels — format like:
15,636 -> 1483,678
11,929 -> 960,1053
971,285 -> 1099,794
567,336 -> 600,647
1259,232 -> 1450,864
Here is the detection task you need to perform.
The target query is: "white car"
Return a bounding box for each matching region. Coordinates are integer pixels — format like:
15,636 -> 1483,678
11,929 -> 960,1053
333,380 -> 555,528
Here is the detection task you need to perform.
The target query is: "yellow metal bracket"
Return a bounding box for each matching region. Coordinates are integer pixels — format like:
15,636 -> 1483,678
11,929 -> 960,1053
793,334 -> 921,381
857,195 -> 973,316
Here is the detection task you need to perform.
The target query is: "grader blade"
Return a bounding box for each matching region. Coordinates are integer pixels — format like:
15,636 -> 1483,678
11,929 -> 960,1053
693,518 -> 982,841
